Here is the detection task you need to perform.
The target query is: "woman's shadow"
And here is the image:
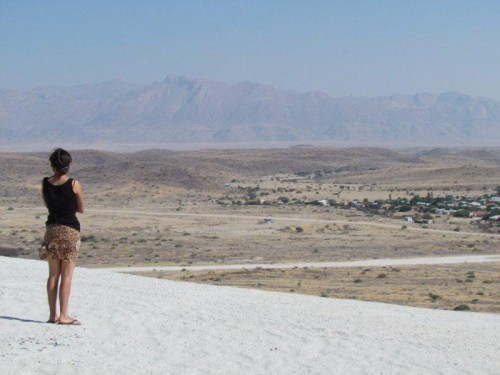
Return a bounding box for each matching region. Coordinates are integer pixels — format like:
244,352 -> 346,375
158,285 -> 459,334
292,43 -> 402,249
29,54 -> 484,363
0,315 -> 45,323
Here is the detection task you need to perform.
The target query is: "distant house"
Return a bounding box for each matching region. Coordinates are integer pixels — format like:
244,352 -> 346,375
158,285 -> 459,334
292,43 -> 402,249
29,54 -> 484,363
416,202 -> 430,206
245,198 -> 265,205
470,211 -> 488,218
351,200 -> 365,209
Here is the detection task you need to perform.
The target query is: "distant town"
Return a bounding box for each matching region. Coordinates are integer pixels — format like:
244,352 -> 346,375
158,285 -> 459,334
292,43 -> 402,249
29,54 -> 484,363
218,183 -> 500,231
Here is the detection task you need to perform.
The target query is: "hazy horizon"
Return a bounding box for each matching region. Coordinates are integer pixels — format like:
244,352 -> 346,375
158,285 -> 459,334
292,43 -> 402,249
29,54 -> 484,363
1,140 -> 499,154
1,1 -> 500,100
2,74 -> 499,101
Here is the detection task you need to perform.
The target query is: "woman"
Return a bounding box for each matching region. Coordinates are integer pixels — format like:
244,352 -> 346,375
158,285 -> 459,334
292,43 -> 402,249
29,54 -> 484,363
40,148 -> 85,325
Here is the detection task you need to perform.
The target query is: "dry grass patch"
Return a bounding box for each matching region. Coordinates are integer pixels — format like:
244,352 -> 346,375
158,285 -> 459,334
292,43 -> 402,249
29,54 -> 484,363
138,263 -> 500,313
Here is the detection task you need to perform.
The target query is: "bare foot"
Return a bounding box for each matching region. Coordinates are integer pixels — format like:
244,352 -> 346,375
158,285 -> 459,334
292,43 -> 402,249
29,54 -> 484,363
59,315 -> 80,325
59,319 -> 82,325
47,316 -> 59,324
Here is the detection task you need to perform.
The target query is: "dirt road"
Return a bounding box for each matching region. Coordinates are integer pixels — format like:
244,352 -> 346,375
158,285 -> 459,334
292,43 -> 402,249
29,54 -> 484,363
96,254 -> 500,273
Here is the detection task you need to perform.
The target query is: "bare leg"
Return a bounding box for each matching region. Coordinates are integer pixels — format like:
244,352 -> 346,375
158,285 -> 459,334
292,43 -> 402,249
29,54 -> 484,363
47,255 -> 61,322
59,260 -> 78,323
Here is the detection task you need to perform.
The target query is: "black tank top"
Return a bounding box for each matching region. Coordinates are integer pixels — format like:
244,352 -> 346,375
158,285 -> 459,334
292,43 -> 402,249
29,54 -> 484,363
43,177 -> 80,231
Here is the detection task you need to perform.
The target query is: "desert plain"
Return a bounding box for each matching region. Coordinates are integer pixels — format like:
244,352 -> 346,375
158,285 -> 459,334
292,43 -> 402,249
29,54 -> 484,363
1,146 -> 499,312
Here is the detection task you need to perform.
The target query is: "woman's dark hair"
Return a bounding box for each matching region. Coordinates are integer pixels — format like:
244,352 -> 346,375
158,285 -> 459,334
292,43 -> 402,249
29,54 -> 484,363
49,148 -> 72,175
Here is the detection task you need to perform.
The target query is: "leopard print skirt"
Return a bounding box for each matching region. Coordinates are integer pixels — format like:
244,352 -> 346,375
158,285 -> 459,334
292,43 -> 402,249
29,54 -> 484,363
40,224 -> 81,262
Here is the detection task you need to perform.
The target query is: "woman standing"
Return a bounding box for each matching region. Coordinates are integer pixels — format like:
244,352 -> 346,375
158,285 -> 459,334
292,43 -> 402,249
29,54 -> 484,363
40,148 -> 85,325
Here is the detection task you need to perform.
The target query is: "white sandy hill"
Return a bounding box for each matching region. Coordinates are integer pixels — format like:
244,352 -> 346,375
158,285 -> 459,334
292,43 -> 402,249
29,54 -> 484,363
1,256 -> 499,375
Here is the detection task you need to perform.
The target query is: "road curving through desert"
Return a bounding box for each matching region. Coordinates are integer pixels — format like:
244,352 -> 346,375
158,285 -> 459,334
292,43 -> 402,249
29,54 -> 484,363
96,254 -> 500,273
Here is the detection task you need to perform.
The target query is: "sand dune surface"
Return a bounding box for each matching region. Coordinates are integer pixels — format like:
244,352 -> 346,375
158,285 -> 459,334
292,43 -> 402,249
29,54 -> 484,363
1,256 -> 499,374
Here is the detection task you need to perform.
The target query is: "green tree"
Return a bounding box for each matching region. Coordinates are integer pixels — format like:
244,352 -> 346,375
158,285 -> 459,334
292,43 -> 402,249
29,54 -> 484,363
410,195 -> 423,205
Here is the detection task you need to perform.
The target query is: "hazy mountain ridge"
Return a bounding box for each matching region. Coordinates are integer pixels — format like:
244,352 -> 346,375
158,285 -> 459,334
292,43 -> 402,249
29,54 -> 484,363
1,76 -> 499,144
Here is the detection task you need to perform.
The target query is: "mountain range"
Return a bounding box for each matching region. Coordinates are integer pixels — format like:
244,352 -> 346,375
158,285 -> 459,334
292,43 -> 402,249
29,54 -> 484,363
1,75 -> 499,145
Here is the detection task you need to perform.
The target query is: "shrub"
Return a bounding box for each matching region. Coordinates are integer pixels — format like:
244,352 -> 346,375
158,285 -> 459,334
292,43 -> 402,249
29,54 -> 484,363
422,213 -> 433,220
81,235 -> 96,242
453,304 -> 471,311
454,210 -> 470,218
278,196 -> 290,203
428,293 -> 441,302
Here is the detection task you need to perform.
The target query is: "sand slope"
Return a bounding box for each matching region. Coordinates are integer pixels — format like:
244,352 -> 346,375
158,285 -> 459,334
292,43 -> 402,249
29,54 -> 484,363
1,256 -> 499,374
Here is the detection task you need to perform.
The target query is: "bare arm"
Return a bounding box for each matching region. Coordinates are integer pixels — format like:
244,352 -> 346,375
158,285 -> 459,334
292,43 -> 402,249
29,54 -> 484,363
41,181 -> 47,208
72,180 -> 85,214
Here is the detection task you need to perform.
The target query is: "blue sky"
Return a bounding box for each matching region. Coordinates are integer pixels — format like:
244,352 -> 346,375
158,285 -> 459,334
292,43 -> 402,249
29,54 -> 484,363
1,0 -> 499,98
